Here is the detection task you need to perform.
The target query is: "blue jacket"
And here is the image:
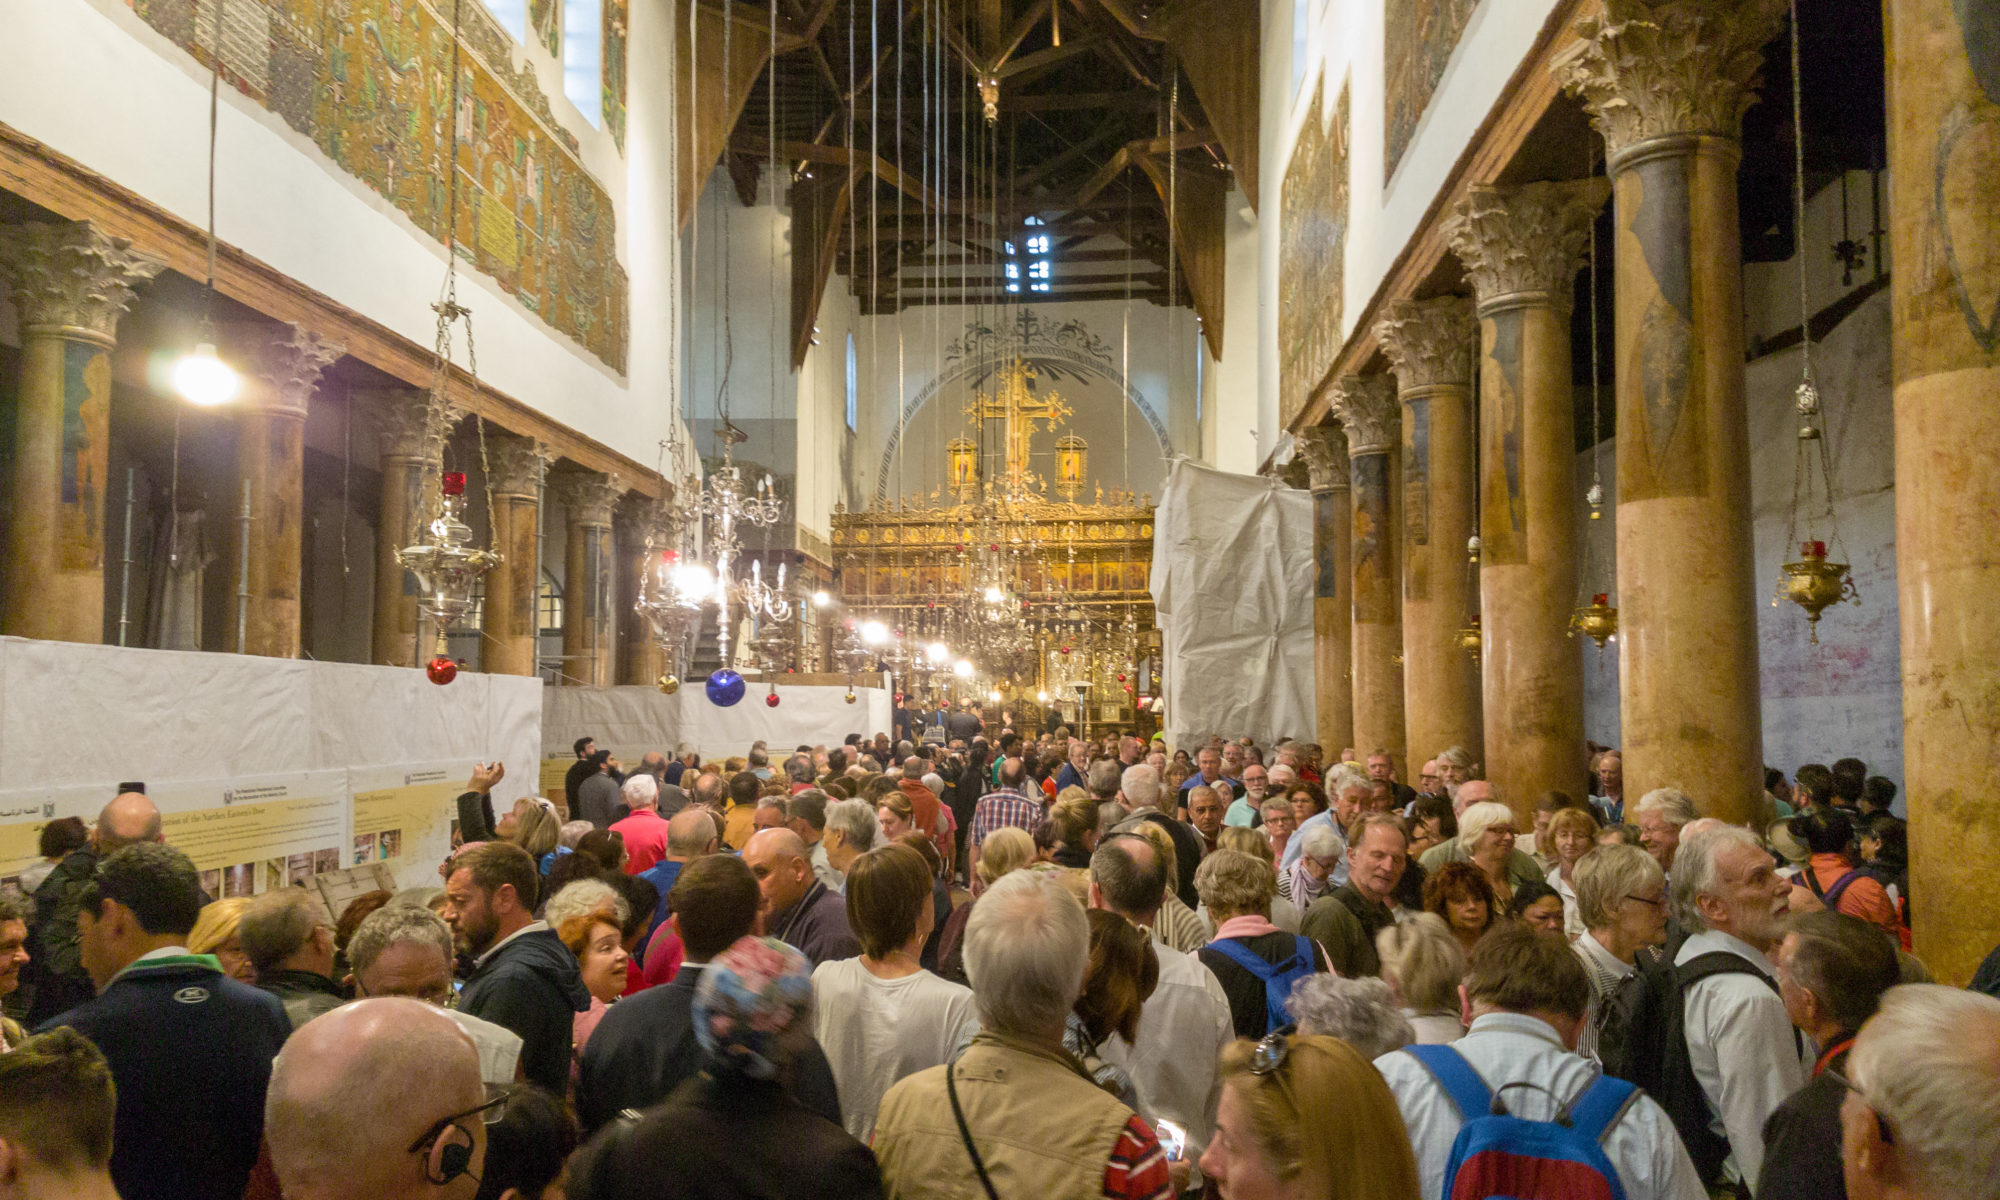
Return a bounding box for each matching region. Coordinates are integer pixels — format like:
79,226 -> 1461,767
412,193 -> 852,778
39,954 -> 290,1200
458,927 -> 590,1093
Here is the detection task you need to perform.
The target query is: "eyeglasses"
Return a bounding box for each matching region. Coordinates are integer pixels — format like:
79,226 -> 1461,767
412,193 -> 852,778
406,1089 -> 512,1158
1625,893 -> 1666,909
1823,1065 -> 1894,1145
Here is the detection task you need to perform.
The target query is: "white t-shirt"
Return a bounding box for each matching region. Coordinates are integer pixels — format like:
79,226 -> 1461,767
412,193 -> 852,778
810,958 -> 981,1142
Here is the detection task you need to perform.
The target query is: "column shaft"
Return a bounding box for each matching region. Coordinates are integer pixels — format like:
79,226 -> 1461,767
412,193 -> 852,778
1299,427 -> 1354,755
238,325 -> 343,658
558,473 -> 622,687
1556,0 -> 1784,822
616,497 -> 665,686
1378,298 -> 1483,776
1446,179 -> 1607,816
483,438 -> 549,677
0,223 -> 163,643
1331,376 -> 1407,778
362,390 -> 449,668
1887,0 -> 2000,983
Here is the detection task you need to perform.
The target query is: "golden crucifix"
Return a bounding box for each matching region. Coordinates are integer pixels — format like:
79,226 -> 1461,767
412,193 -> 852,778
964,357 -> 1072,489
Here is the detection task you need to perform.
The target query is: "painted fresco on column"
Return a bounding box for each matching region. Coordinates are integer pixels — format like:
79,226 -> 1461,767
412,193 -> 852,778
1620,157 -> 1708,498
1481,309 -> 1529,564
1314,492 -> 1342,601
1352,455 -> 1396,623
58,343 -> 111,571
1403,398 -> 1431,601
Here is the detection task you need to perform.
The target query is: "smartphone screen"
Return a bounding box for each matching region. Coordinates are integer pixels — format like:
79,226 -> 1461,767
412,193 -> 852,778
1156,1119 -> 1187,1160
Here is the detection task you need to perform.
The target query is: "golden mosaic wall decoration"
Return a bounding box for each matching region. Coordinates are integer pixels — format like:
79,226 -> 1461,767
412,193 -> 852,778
1278,79 -> 1350,428
1384,0 -> 1478,183
124,0 -> 629,372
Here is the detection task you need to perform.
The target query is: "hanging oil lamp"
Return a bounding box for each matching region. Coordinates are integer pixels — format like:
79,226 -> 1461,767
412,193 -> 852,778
1569,593 -> 1618,652
399,471 -> 500,685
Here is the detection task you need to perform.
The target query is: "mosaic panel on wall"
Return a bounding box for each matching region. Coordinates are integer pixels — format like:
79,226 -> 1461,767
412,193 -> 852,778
1278,79 -> 1349,428
604,0 -> 628,152
126,0 -> 629,372
1383,0 -> 1478,183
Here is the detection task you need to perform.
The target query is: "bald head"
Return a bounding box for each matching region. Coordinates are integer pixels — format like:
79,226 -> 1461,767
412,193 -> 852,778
265,998 -> 484,1200
96,792 -> 162,852
742,828 -> 813,916
1454,780 -> 1496,815
666,809 -> 719,859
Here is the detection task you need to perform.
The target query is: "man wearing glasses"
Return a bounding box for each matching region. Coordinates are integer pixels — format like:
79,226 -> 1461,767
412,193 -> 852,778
1836,985 -> 2000,1200
266,997 -> 495,1200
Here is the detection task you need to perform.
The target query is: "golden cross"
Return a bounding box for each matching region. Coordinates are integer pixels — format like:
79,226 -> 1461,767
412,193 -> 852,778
964,357 -> 1072,487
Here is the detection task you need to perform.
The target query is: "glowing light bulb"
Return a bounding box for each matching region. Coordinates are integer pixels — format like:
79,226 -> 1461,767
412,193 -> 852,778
983,585 -> 1004,604
173,342 -> 240,407
671,563 -> 714,600
811,590 -> 831,607
927,642 -> 950,663
860,620 -> 889,646
953,659 -> 974,678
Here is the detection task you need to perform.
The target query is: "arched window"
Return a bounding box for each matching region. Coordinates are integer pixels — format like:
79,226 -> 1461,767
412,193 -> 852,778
845,333 -> 859,431
538,569 -> 565,635
563,0 -> 604,127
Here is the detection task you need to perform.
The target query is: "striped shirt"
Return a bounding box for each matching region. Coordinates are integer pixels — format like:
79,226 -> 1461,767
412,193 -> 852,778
1103,1115 -> 1175,1200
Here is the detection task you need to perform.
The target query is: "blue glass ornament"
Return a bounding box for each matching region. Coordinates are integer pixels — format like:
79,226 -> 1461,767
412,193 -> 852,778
705,668 -> 746,707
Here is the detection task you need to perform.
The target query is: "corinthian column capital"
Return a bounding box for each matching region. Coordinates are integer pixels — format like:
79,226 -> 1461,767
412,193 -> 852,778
357,389 -> 456,463
0,221 -> 164,342
1444,179 -> 1611,312
1328,375 -> 1400,456
255,324 -> 346,418
557,471 -> 624,527
1551,0 -> 1787,162
1296,426 -> 1352,491
1375,296 -> 1477,391
487,435 -> 552,498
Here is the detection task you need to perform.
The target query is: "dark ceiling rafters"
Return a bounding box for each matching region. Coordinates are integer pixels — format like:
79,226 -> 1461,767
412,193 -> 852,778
673,0 -> 1256,365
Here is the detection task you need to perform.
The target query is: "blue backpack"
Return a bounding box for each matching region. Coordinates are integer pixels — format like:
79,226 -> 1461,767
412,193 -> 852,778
1402,1043 -> 1641,1200
1204,935 -> 1315,1034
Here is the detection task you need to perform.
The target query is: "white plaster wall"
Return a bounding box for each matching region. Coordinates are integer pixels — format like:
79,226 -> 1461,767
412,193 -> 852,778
0,0 -> 682,466
1209,186 -> 1264,475
1577,288 -> 1901,791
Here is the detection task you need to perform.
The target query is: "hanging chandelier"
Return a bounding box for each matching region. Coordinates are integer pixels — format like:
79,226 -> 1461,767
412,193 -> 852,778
690,431 -> 787,678
1770,0 -> 1858,644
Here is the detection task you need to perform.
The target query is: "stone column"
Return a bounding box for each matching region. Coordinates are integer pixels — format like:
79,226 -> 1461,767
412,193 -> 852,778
1554,0 -> 1784,823
1329,375 -> 1407,780
233,325 -> 344,658
362,389 -> 452,668
1298,426 -> 1353,757
615,492 -> 666,687
1376,297 -> 1483,778
1446,179 -> 1608,817
0,222 -> 163,643
557,471 -> 621,687
482,435 -> 550,676
1887,0 -> 2000,984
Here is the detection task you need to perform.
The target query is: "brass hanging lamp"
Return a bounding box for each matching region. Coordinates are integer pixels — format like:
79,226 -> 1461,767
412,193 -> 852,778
1569,146 -> 1616,657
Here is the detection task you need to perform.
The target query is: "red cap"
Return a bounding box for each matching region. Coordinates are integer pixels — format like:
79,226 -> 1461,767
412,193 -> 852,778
442,472 -> 467,496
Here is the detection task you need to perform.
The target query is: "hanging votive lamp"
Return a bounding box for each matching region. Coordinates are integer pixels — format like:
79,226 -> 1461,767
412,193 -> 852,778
1774,541 -> 1857,645
1569,593 -> 1619,652
1458,614 -> 1482,661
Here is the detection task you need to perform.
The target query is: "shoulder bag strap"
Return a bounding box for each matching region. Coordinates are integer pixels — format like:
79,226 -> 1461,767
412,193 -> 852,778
1402,1043 -> 1493,1121
946,1062 -> 1002,1200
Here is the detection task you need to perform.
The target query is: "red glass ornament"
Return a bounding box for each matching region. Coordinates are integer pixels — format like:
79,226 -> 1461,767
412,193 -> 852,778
1060,646 -> 1072,656
1592,593 -> 1609,606
1117,673 -> 1127,682
765,692 -> 781,708
441,472 -> 467,496
426,656 -> 458,685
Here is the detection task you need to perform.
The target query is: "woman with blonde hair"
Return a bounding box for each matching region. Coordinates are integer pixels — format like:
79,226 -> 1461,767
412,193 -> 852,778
1218,826 -> 1300,932
514,801 -> 563,872
188,897 -> 258,984
876,789 -> 916,840
1376,912 -> 1467,1044
1543,804 -> 1601,939
934,826 -> 1036,985
1048,786 -> 1099,869
1201,1033 -> 1422,1200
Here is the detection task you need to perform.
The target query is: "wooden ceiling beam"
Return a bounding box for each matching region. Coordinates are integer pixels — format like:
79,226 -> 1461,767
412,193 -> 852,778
1136,148 -> 1226,357
733,136 -> 946,211
991,0 -> 1056,69
791,172 -> 854,367
993,36 -> 1102,81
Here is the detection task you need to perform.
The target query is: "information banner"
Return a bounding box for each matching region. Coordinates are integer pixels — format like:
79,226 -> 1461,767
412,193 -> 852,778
0,785 -> 123,889
349,763 -> 463,890
151,771 -> 349,897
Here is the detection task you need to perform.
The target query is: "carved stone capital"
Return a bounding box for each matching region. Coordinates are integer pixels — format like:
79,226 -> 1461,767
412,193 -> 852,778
1296,426 -> 1352,491
254,324 -> 345,418
1375,296 -> 1477,391
1444,179 -> 1611,312
0,221 -> 164,342
1328,375 -> 1400,457
487,435 -> 552,498
357,388 -> 455,463
557,471 -> 623,527
1551,0 -> 1787,163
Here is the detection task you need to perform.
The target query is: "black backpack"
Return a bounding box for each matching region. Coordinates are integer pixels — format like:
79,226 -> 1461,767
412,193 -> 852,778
1594,950 -> 1780,1185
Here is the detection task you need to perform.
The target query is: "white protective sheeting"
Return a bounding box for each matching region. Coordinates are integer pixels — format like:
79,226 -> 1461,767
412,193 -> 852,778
1150,457 -> 1317,749
0,638 -> 544,890
541,682 -> 894,763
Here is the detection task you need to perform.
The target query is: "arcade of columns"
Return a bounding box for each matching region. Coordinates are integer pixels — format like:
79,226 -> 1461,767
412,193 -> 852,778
0,220 -> 666,688
1298,0 -> 2000,983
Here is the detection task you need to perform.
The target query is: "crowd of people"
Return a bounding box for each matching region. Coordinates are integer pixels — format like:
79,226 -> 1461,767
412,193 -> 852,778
3,722 -> 1997,1200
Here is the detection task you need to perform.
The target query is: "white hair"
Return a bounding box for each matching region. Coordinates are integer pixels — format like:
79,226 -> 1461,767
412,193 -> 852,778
1325,764 -> 1369,798
1634,787 -> 1698,827
1268,764 -> 1297,788
963,870 -> 1089,1037
544,878 -> 628,930
1573,843 -> 1665,930
1456,801 -> 1518,856
621,772 -> 660,809
1298,822 -> 1344,862
559,820 -> 593,848
1120,763 -> 1163,810
824,797 -> 879,848
921,773 -> 945,796
1848,985 -> 2000,1200
1288,974 -> 1416,1059
1666,823 -> 1762,932
345,905 -> 454,978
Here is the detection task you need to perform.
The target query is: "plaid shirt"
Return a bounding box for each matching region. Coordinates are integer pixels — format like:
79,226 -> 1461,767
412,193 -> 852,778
969,787 -> 1043,851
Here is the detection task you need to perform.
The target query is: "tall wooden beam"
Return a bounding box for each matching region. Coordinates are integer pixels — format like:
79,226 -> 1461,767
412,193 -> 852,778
734,136 -> 944,211
790,172 -> 854,368
1158,0 -> 1260,211
677,0 -> 776,230
1136,153 -> 1226,358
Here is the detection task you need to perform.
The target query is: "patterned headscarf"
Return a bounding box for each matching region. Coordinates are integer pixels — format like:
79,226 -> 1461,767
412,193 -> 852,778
693,936 -> 814,1080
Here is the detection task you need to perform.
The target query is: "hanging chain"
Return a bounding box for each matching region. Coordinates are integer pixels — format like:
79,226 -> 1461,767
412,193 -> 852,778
1788,0 -> 1816,397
